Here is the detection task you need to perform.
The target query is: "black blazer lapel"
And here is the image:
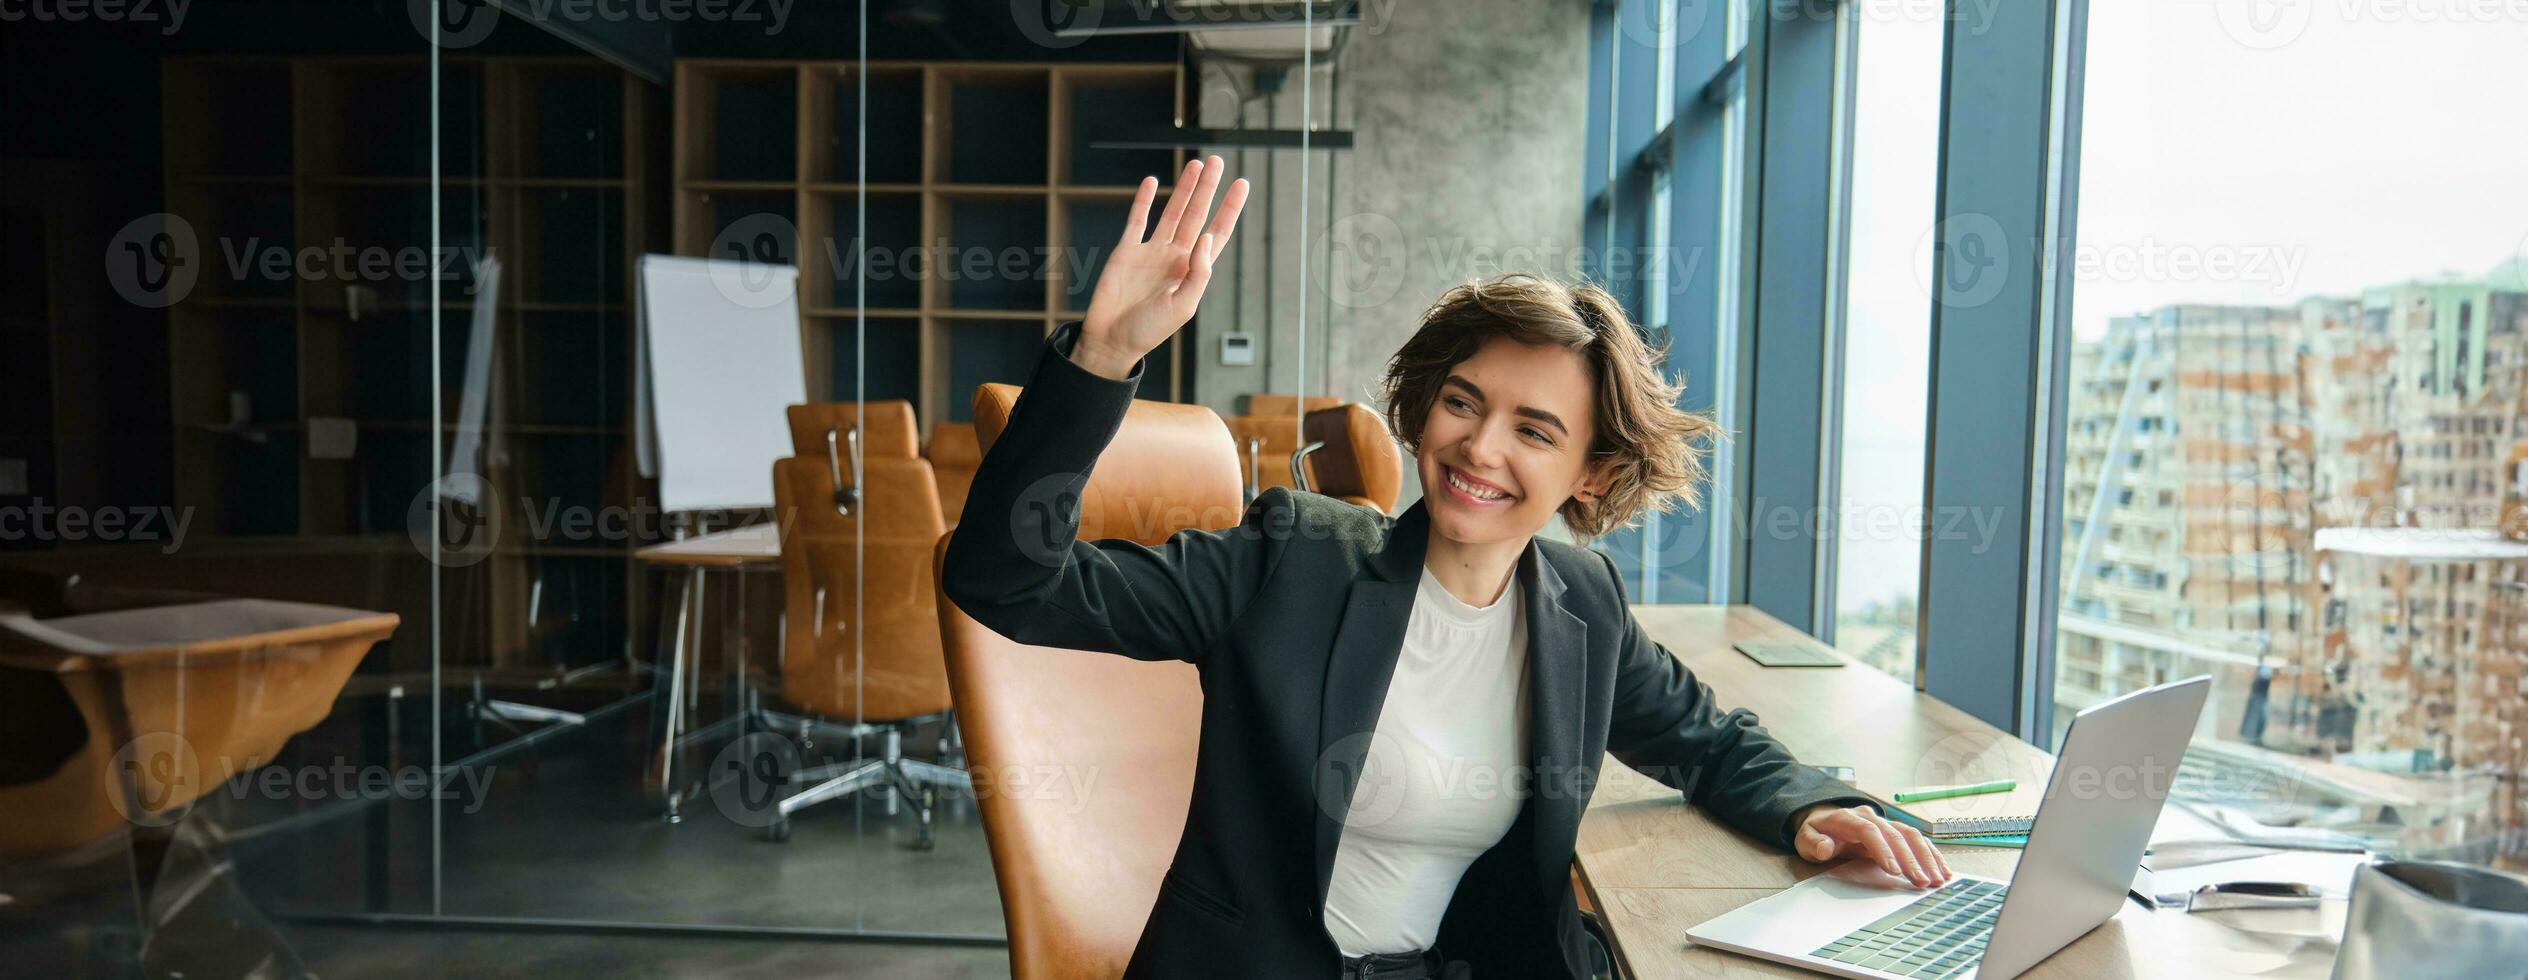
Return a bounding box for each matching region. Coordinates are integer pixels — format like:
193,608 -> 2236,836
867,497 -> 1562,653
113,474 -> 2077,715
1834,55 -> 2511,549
1310,501 -> 1427,909
1518,541 -> 1590,905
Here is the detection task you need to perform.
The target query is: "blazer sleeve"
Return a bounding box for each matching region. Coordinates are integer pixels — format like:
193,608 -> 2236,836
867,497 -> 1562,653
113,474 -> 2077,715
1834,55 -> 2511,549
939,321 -> 1294,667
1595,550 -> 1878,850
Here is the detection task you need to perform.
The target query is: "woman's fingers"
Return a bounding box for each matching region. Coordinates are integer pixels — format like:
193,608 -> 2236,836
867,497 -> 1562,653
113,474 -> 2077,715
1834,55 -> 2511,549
1118,176 -> 1158,249
1148,158 -> 1203,244
1897,823 -> 1953,884
1171,155 -> 1226,248
1204,178 -> 1251,256
1174,234 -> 1218,311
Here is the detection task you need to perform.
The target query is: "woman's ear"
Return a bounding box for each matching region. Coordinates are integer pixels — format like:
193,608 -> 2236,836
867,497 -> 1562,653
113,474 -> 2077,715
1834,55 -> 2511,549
1571,460 -> 1615,503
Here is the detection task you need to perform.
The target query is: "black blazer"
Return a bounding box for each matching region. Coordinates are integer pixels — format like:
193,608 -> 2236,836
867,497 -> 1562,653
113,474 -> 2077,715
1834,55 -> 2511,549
942,322 -> 1871,979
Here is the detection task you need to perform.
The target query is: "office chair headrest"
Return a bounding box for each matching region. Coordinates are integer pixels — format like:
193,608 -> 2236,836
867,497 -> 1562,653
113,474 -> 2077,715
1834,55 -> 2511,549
970,382 -> 1244,547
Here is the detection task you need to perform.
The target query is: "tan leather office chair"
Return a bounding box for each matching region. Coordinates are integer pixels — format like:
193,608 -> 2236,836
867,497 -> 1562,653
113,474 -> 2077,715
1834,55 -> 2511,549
1299,403 -> 1405,514
1245,393 -> 1341,417
765,411 -> 966,846
1225,414 -> 1310,501
934,382 -> 1241,980
927,420 -> 980,526
787,400 -> 921,461
0,599 -> 398,863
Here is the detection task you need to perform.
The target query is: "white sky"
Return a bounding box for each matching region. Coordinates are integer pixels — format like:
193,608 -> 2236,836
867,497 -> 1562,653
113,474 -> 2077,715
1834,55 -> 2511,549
1833,0 -> 2528,612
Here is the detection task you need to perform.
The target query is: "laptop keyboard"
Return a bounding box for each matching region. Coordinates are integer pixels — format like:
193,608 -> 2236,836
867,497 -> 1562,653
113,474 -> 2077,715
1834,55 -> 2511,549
1807,879 -> 2005,978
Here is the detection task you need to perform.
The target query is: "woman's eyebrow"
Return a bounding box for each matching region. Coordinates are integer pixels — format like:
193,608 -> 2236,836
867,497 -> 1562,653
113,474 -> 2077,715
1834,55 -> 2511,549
1443,375 -> 1569,435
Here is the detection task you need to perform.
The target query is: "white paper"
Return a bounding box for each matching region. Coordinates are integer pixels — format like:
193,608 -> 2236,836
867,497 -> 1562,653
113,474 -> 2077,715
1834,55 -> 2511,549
635,255 -> 807,513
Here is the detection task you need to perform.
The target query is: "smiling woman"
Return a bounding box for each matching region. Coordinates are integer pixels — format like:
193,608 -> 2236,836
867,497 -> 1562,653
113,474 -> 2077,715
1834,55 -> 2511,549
944,216 -> 1952,978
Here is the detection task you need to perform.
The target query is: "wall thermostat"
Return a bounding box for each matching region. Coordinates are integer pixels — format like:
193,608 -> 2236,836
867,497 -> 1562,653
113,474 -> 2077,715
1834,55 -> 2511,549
1219,331 -> 1256,366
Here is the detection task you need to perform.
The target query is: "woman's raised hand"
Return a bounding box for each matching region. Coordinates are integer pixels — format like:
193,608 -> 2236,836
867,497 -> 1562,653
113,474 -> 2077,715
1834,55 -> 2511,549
1072,155 -> 1249,380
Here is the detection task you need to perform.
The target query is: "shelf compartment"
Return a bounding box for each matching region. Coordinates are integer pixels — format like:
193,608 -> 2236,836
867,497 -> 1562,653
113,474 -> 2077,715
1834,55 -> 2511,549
812,65 -> 924,185
299,61 -> 485,179
682,65 -> 798,183
824,316 -> 923,406
934,67 -> 1049,187
1059,67 -> 1177,187
677,190 -> 798,266
519,188 -> 626,304
515,311 -> 631,429
807,190 -> 923,311
935,195 -> 1050,313
516,65 -> 627,179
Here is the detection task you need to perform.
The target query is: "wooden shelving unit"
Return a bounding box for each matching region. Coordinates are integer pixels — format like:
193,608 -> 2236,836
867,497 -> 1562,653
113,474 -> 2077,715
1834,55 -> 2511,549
159,55 -> 655,670
672,59 -> 1190,432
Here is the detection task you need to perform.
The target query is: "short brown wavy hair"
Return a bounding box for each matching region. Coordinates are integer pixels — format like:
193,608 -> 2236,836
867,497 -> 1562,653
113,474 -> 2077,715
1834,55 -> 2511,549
1375,273 -> 1721,540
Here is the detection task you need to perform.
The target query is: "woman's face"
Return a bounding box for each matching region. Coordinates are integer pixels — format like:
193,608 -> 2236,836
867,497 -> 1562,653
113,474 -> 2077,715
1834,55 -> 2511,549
1416,336 -> 1610,548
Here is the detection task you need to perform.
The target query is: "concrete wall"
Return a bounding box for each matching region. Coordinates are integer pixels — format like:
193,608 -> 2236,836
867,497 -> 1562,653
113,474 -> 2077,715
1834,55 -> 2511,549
1191,0 -> 1593,509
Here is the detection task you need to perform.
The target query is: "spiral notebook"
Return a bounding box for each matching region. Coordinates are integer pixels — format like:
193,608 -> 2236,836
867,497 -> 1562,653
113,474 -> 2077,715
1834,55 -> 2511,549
1855,780 -> 2044,838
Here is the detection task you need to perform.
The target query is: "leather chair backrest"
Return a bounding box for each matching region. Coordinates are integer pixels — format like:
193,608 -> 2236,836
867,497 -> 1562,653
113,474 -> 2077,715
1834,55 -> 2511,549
936,382 -> 1241,980
787,400 -> 921,461
1304,403 -> 1404,514
1225,415 -> 1309,497
1245,393 -> 1341,418
772,453 -> 950,721
926,421 -> 982,525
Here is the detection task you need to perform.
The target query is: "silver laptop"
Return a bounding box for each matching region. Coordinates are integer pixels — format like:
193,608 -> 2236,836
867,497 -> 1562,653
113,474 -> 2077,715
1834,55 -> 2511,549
1685,676 -> 2211,980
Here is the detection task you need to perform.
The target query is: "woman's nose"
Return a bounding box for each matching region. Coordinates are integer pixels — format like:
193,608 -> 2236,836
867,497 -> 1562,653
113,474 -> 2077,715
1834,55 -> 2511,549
1464,419 -> 1510,470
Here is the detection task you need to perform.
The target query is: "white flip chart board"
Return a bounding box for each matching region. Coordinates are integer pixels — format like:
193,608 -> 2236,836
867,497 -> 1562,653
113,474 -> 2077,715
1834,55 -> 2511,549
634,254 -> 807,513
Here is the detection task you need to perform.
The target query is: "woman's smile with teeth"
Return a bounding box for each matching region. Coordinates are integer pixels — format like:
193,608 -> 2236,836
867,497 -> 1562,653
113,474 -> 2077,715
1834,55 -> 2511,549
1448,467 -> 1512,502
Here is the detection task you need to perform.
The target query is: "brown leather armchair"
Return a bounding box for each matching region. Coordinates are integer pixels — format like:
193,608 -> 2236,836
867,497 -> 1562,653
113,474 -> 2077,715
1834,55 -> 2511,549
926,420 -> 980,526
764,405 -> 967,846
933,382 -> 1241,980
1299,403 -> 1404,514
0,598 -> 397,863
1244,393 -> 1341,417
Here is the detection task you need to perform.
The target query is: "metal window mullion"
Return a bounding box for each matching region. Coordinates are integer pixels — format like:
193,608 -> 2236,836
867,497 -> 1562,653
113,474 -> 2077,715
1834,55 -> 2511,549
1918,0 -> 2090,737
1738,0 -> 1839,634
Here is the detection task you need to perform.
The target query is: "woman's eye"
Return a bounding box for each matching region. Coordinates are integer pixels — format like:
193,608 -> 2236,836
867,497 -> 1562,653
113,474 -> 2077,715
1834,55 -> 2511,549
1446,396 -> 1475,414
1521,427 -> 1553,445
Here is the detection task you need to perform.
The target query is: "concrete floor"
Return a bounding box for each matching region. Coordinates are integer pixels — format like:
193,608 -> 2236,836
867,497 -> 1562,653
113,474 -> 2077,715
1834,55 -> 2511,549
2,695 -> 1016,977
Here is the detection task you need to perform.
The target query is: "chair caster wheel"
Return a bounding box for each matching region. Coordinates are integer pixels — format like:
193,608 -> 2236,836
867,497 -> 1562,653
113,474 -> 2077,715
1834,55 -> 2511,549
765,817 -> 792,842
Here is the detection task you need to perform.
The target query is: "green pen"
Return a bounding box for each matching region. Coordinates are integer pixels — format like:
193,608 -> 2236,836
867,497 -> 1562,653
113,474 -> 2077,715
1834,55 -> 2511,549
1893,779 -> 2016,804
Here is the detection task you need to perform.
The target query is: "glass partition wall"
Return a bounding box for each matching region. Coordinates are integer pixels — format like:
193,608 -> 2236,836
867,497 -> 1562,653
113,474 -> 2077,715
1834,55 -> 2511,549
0,1 -> 1198,971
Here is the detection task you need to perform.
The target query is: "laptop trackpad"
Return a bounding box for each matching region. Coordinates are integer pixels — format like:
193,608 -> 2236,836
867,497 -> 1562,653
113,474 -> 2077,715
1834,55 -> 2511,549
1687,862 -> 1953,952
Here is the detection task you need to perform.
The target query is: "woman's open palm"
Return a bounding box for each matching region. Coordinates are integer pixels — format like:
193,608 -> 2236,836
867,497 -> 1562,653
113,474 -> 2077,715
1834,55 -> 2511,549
1080,155 -> 1250,363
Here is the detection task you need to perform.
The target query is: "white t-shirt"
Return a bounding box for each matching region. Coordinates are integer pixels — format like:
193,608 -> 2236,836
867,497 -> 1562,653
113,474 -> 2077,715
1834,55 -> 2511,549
1321,564 -> 1532,956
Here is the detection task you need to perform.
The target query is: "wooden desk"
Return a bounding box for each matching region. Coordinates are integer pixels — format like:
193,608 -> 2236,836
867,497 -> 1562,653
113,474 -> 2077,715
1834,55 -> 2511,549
1575,605 -> 2338,979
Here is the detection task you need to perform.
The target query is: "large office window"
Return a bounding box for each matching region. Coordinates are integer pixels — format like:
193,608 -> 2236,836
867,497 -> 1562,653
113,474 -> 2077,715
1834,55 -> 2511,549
2049,2 -> 2528,866
1584,0 -> 1750,604
1827,3 -> 1942,682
